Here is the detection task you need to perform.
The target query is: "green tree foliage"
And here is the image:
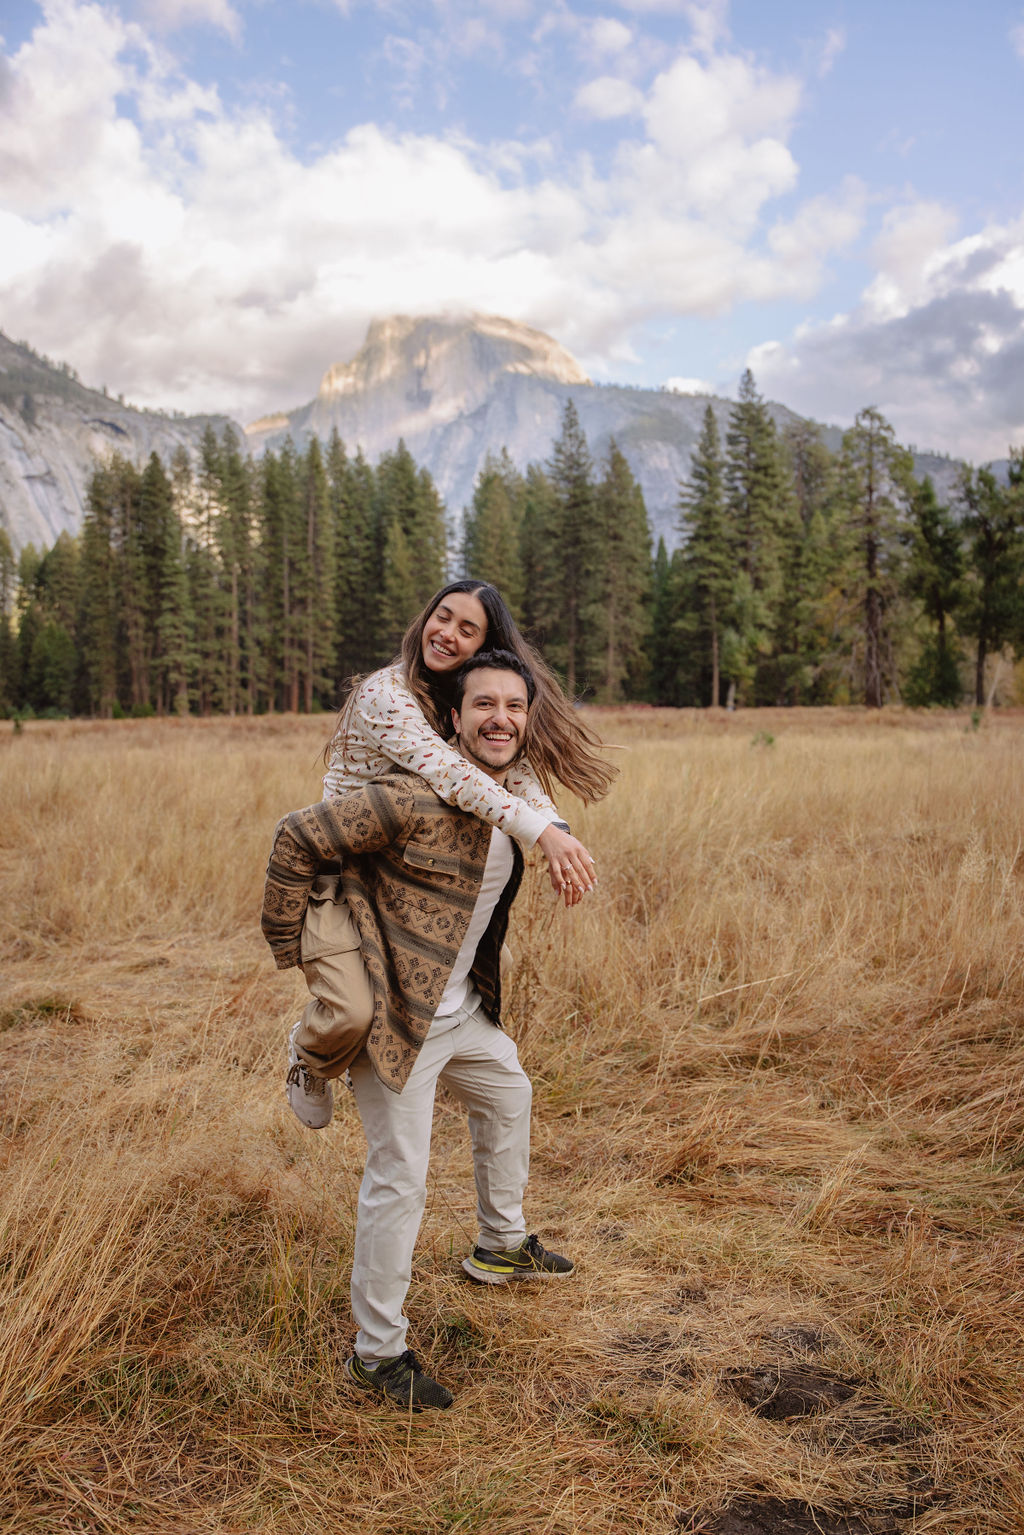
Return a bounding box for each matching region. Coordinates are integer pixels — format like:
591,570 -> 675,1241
958,453 -> 1024,705
159,449 -> 195,717
0,527 -> 17,713
328,435 -> 377,689
296,436 -> 336,712
79,459 -> 123,717
208,427 -> 260,716
259,440 -> 302,711
724,370 -> 796,700
374,440 -> 446,658
902,476 -> 965,707
589,440 -> 651,702
7,416 -> 1024,720
677,405 -> 733,706
529,401 -> 596,695
838,408 -> 915,707
22,532 -> 83,714
648,536 -> 685,705
775,418 -> 845,703
518,463 -> 555,642
462,450 -> 527,621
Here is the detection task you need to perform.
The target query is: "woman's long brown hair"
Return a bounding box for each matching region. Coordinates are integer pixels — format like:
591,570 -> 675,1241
325,580 -> 617,805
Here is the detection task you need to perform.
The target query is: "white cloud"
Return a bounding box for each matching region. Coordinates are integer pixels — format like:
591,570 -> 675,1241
135,0 -> 242,41
665,375 -> 714,394
863,200 -> 961,319
0,1 -> 878,429
818,26 -> 845,77
628,50 -> 801,230
1012,16 -> 1024,61
750,215 -> 1024,462
574,74 -> 644,119
590,17 -> 632,54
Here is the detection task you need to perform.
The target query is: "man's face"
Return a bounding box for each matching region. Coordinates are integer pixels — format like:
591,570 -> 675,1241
451,667 -> 530,779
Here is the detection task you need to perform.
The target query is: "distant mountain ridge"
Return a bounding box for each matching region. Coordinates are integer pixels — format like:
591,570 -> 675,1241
0,331 -> 235,552
244,313 -> 972,552
0,315 -> 994,555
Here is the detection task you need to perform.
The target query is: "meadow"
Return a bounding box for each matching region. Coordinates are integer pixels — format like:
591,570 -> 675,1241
1,706 -> 1022,1535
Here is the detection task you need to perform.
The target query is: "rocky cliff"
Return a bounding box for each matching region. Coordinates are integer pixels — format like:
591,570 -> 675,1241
0,332 -> 236,553
248,313 -> 972,552
246,312 -> 763,551
0,315 -> 984,557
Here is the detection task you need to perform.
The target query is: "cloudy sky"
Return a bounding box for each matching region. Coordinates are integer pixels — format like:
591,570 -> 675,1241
1,0 -> 1023,462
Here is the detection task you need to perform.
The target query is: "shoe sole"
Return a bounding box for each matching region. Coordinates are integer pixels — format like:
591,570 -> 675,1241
286,1025 -> 334,1129
461,1256 -> 574,1284
284,1087 -> 333,1129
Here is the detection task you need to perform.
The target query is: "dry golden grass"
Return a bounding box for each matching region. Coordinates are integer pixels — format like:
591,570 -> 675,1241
1,706 -> 1022,1534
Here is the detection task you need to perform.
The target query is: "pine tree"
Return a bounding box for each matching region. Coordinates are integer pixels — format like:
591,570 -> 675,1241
590,440 -> 651,701
838,408 -> 915,708
378,519 -> 421,656
157,448 -> 195,716
296,435 -> 335,711
374,441 -> 446,656
260,442 -> 304,711
103,454 -> 151,712
958,454 -> 1024,705
328,436 -> 378,685
648,537 -> 685,704
0,527 -> 17,714
678,405 -> 733,705
209,427 -> 258,716
724,370 -> 795,700
519,463 -> 555,642
532,401 -> 595,695
25,532 -> 82,714
79,462 -> 121,717
775,420 -> 844,702
462,450 -> 526,619
903,476 -> 964,706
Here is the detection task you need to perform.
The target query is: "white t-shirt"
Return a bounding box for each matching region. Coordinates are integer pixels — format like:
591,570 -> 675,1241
431,827 -> 515,1027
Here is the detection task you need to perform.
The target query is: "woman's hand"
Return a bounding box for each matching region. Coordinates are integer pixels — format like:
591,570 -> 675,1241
536,824 -> 597,907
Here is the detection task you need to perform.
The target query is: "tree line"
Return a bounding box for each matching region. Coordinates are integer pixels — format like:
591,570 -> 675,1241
1,379 -> 1022,720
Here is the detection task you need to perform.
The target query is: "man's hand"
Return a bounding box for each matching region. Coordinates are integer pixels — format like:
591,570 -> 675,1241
536,823 -> 596,907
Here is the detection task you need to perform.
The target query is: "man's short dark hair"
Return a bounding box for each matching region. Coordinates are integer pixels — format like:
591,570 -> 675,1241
453,649 -> 536,708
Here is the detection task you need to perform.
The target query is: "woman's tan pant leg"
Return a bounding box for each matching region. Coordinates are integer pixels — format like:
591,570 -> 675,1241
295,875 -> 375,1078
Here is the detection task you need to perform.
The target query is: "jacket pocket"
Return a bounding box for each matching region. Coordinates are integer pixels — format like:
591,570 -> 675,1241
399,841 -> 460,911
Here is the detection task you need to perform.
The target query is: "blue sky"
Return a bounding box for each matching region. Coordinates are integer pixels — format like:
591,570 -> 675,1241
1,0 -> 1023,462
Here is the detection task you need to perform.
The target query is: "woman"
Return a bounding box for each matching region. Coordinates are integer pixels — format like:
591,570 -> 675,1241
285,579 -> 615,1126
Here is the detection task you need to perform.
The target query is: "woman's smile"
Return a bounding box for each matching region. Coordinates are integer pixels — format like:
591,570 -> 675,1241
421,592 -> 488,673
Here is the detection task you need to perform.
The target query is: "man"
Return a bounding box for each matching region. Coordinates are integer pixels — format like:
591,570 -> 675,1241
261,650 -> 574,1411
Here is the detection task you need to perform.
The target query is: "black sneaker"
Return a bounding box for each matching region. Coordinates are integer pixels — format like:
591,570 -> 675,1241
345,1350 -> 453,1410
461,1232 -> 574,1285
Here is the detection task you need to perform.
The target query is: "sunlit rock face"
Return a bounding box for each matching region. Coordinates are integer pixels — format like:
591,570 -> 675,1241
246,312 -> 791,551
247,312 -> 976,551
1,314 -> 980,557
0,332 -> 233,553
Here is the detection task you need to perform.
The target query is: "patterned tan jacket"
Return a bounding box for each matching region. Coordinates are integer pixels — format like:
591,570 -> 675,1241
261,772 -> 524,1092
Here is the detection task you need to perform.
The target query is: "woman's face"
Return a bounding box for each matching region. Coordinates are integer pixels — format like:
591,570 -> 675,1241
421,591 -> 488,674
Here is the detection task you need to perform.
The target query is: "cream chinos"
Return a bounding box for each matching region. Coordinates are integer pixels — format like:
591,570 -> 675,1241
348,1000 -> 532,1363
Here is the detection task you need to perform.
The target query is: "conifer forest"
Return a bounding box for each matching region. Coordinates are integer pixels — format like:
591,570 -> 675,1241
2,374 -> 1023,720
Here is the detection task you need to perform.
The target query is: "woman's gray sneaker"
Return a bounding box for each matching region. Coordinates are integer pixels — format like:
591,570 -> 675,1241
346,1350 -> 453,1410
285,1021 -> 333,1129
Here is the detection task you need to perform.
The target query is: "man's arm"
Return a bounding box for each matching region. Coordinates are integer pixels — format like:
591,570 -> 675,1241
260,780 -> 414,970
